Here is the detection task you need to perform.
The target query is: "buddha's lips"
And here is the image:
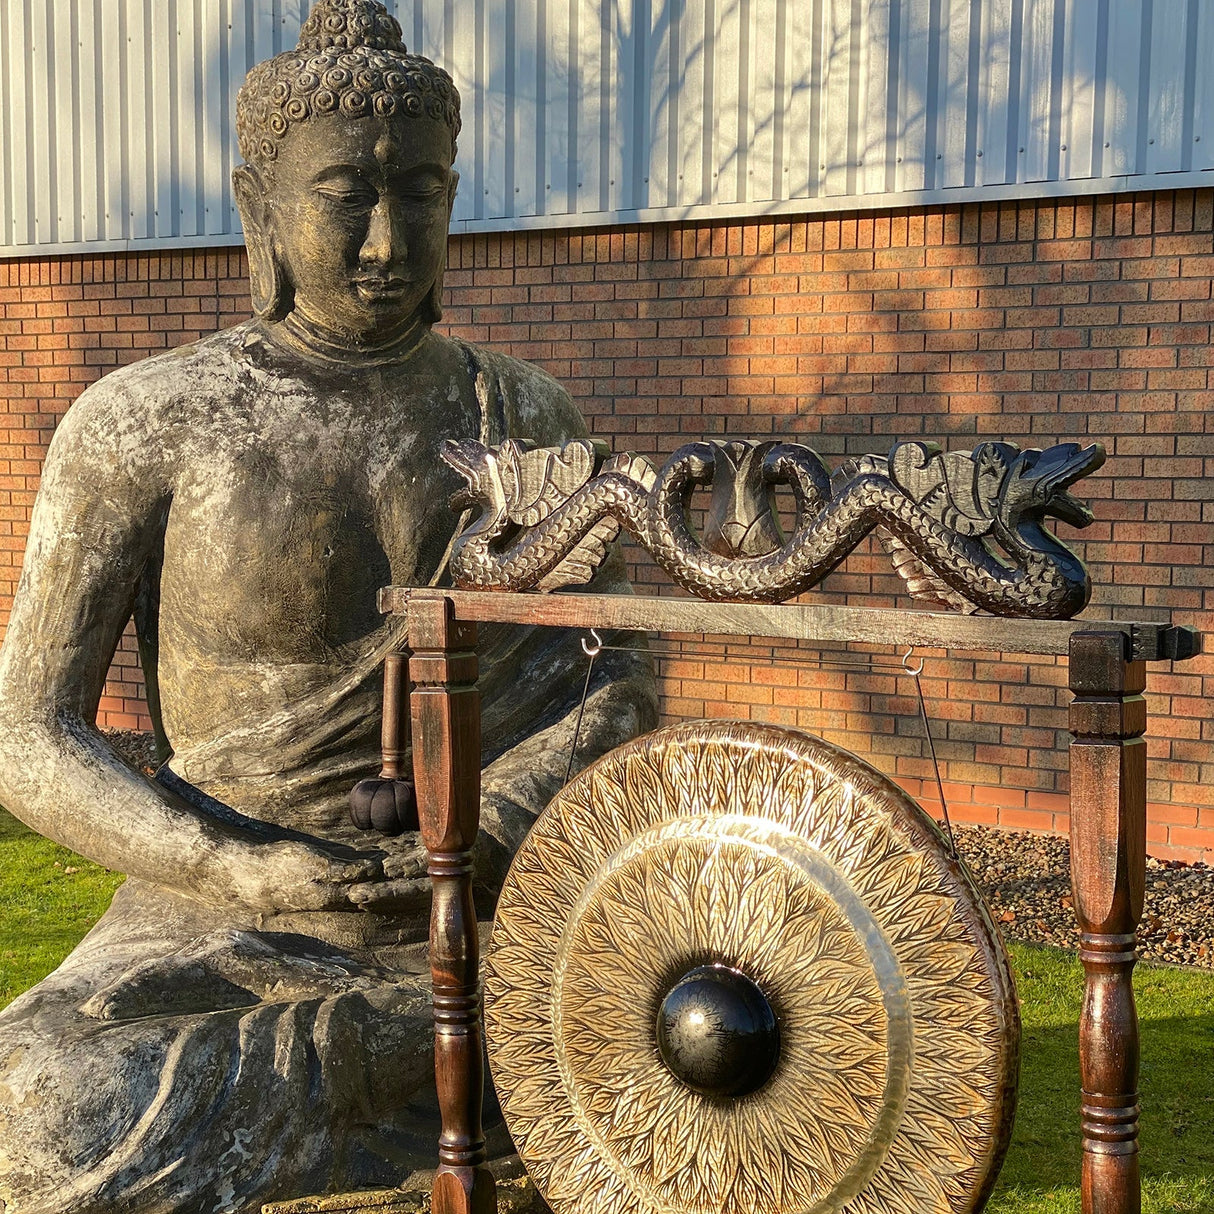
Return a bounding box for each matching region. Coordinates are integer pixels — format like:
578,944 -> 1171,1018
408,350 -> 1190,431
355,277 -> 408,298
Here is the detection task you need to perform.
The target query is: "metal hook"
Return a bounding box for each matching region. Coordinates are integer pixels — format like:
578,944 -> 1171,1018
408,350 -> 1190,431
901,645 -> 924,677
582,628 -> 604,658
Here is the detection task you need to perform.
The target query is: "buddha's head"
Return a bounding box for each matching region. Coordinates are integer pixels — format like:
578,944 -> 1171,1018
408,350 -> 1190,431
233,0 -> 461,348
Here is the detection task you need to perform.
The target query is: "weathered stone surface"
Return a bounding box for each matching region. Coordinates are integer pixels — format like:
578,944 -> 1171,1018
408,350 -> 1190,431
0,3 -> 653,1212
262,1161 -> 550,1213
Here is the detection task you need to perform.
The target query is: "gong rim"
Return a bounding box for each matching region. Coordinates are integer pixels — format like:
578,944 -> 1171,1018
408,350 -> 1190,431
486,721 -> 1019,1214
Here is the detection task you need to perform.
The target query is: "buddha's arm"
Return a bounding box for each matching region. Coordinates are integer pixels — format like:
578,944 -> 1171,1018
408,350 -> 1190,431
0,385 -> 382,912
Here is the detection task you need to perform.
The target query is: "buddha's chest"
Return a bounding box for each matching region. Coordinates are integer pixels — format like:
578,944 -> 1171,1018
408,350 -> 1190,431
159,384 -> 475,657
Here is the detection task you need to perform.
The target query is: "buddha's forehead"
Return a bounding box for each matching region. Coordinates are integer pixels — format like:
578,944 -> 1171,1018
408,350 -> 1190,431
271,111 -> 453,182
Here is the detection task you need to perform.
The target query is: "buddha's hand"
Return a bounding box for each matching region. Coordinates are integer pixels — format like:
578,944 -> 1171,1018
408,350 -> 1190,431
344,788 -> 532,914
219,836 -> 405,914
346,837 -> 432,915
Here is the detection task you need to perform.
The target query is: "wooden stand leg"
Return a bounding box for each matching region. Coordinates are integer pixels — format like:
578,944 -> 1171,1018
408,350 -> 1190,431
1069,632 -> 1147,1214
410,597 -> 495,1214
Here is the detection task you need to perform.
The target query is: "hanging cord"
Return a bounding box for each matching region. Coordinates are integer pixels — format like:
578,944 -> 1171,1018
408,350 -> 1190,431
902,647 -> 958,861
564,629 -> 603,785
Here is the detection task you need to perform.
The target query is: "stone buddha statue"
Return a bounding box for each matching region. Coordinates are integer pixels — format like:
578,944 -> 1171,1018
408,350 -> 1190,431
0,3 -> 654,1210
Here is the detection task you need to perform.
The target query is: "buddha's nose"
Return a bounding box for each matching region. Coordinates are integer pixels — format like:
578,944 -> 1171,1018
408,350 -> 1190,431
360,197 -> 406,269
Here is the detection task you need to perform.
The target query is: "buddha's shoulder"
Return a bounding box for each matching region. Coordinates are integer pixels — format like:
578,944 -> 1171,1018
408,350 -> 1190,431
441,337 -> 565,397
67,324 -> 258,424
42,326 -> 260,484
437,335 -> 586,443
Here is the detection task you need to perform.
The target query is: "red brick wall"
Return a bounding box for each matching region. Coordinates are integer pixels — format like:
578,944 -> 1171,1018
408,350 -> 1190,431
0,250 -> 251,731
2,191 -> 1212,861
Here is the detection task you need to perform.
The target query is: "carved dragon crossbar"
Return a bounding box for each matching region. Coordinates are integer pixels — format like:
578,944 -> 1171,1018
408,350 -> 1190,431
441,436 -> 1105,618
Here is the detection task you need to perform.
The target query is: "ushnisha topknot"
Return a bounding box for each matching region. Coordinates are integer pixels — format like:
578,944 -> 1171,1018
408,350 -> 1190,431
235,0 -> 461,169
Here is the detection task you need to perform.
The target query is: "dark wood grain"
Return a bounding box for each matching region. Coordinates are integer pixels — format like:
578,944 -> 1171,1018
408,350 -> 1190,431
380,649 -> 408,779
1069,631 -> 1147,1214
409,597 -> 495,1214
380,588 -> 1201,661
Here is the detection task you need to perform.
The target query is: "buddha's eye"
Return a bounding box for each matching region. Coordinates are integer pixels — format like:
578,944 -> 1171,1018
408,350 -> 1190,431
402,184 -> 446,204
396,171 -> 449,204
314,182 -> 376,209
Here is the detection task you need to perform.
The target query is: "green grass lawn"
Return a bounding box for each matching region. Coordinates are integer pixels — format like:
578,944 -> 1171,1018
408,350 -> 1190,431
989,941 -> 1214,1213
1,809 -> 1211,1210
0,809 -> 125,1007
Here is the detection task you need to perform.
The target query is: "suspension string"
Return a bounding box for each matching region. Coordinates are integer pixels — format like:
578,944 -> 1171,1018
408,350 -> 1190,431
904,647 -> 958,860
564,630 -> 602,786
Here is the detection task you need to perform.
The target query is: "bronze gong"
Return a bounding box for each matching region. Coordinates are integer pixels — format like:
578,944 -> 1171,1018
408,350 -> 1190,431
485,722 -> 1019,1214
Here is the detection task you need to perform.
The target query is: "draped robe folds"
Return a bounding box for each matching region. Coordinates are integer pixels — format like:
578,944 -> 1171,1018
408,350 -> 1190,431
0,323 -> 656,1214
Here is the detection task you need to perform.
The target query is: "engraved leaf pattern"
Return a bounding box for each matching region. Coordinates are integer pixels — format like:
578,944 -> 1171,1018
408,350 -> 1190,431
485,722 -> 1018,1214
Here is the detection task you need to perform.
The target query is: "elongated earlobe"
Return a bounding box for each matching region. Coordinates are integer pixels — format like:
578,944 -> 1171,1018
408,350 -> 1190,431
422,263 -> 446,325
233,166 -> 293,323
423,170 -> 460,326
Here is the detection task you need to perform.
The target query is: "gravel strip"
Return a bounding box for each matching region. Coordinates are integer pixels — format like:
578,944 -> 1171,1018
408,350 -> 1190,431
105,729 -> 162,775
953,823 -> 1214,969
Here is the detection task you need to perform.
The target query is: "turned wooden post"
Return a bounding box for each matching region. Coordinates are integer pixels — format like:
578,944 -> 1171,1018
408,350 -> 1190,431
1069,631 -> 1147,1214
381,649 -> 409,778
409,595 -> 495,1214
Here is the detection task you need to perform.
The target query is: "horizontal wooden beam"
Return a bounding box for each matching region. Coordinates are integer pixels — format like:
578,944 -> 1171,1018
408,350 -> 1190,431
379,589 -> 1201,663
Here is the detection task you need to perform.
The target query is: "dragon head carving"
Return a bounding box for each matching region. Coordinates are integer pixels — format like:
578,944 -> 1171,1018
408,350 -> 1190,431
881,439 -> 1105,615
887,439 -> 1104,543
992,442 -> 1106,538
442,438 -> 512,536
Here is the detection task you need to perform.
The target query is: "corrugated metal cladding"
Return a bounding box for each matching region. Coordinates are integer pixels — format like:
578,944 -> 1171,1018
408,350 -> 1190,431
3,0 -> 1213,256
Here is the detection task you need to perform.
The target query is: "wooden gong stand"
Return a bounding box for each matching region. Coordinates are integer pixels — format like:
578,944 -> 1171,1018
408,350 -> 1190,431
384,585 -> 1200,1214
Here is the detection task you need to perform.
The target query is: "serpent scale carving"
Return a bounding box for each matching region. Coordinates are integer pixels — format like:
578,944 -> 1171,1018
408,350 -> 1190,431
441,436 -> 1105,618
